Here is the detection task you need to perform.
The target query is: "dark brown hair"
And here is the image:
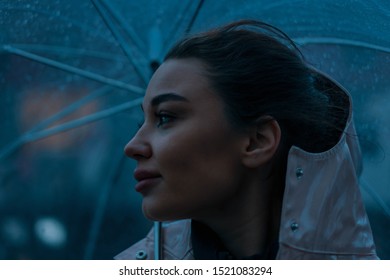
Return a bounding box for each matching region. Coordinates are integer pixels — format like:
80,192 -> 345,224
165,19 -> 348,154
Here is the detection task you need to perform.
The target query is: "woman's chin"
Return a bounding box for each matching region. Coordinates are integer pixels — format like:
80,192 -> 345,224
142,203 -> 172,222
142,201 -> 188,222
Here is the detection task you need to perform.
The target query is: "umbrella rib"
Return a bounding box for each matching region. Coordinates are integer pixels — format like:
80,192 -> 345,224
185,0 -> 205,34
0,98 -> 143,160
83,153 -> 127,259
27,74 -> 141,134
98,0 -> 147,52
361,179 -> 390,221
90,0 -> 149,85
9,44 -> 127,61
2,45 -> 144,94
163,0 -> 195,48
295,37 -> 390,54
28,86 -> 110,133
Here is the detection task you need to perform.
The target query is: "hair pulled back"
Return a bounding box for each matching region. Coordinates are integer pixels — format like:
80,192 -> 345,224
165,19 -> 348,154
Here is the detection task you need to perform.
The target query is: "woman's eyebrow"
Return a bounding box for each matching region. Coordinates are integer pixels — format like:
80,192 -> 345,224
141,93 -> 189,111
150,93 -> 189,107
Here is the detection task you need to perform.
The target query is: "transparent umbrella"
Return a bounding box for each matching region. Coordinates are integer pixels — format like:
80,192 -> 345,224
0,0 -> 389,259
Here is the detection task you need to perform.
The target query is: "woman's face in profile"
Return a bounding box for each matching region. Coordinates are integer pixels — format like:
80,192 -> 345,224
124,58 -> 248,221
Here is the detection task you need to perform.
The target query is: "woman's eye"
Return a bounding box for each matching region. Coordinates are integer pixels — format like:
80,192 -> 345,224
156,113 -> 174,128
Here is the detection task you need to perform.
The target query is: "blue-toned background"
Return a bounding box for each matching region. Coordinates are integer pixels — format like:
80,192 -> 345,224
0,0 -> 389,259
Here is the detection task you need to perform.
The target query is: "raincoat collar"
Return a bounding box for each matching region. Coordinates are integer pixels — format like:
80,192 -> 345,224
275,70 -> 377,259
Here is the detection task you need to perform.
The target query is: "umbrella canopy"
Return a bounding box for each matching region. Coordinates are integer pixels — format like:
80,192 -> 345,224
1,0 -> 389,259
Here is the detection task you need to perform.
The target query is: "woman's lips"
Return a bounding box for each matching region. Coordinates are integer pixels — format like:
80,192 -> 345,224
134,177 -> 162,193
133,169 -> 162,193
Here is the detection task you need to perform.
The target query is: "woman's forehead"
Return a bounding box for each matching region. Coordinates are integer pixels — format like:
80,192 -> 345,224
144,58 -> 214,104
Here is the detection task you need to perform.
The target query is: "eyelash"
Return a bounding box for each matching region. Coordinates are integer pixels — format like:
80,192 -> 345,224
137,111 -> 176,130
155,112 -> 175,128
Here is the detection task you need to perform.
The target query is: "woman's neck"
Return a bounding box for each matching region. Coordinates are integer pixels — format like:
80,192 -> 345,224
216,211 -> 270,258
195,175 -> 279,258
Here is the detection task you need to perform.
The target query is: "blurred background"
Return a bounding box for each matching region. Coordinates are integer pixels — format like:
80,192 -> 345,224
0,0 -> 389,259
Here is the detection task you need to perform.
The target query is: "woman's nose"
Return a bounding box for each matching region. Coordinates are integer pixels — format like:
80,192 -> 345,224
124,131 -> 152,160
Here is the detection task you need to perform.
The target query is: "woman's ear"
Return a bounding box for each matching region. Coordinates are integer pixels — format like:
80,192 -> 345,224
241,117 -> 281,168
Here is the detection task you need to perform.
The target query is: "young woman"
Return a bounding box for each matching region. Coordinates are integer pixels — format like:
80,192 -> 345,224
116,20 -> 378,260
